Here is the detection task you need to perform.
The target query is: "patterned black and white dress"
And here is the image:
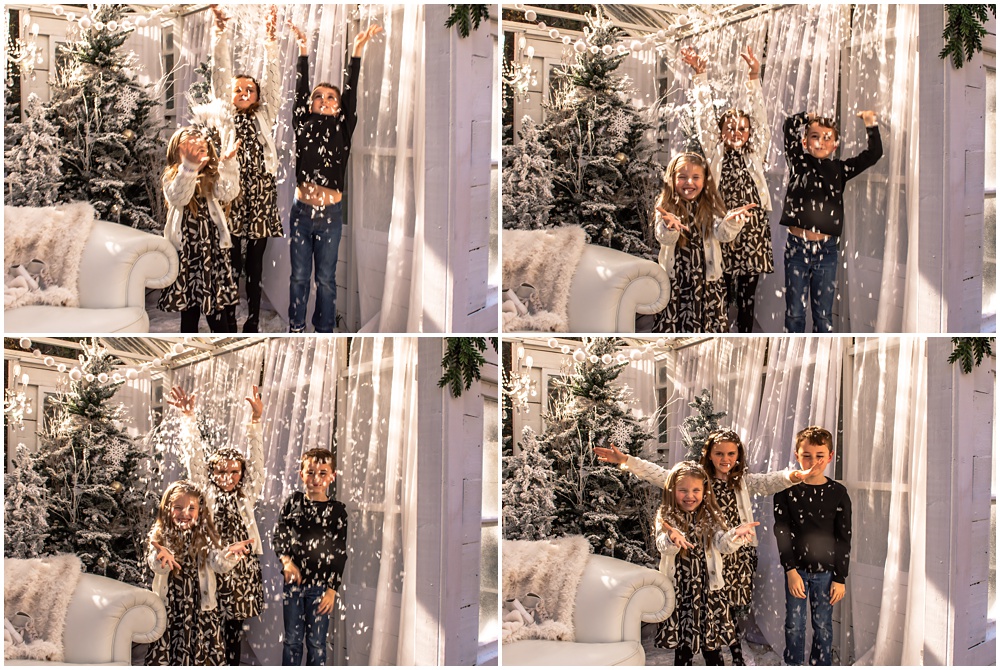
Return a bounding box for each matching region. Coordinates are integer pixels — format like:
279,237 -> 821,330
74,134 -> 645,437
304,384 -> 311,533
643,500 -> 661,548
653,203 -> 729,333
713,480 -> 757,616
719,150 -> 773,276
213,490 -> 263,621
230,113 -> 282,239
157,195 -> 239,316
656,515 -> 736,652
145,544 -> 225,666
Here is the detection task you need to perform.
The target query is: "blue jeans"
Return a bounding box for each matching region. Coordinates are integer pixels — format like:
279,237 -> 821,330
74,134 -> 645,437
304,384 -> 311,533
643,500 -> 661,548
288,199 -> 343,333
282,583 -> 331,666
783,570 -> 834,666
784,234 -> 839,333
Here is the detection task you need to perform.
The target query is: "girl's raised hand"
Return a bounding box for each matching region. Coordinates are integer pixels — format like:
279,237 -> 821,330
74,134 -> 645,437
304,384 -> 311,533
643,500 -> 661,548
178,134 -> 210,172
793,457 -> 827,482
246,385 -> 264,422
151,540 -> 181,571
723,203 -> 758,224
353,24 -> 383,57
209,4 -> 228,32
657,207 -> 690,232
288,21 -> 308,55
667,526 -> 695,550
220,139 -> 242,163
740,45 -> 760,79
732,521 -> 761,539
680,46 -> 706,75
167,386 -> 196,415
594,443 -> 628,465
225,538 -> 255,558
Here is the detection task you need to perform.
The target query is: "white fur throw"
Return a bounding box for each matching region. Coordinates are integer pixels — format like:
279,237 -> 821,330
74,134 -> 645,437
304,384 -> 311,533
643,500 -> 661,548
3,554 -> 83,662
502,535 -> 592,644
4,202 -> 96,309
502,226 -> 587,332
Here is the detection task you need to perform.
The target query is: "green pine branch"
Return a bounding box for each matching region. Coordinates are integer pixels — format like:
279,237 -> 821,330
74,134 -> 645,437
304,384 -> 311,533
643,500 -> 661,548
948,337 -> 995,373
939,5 -> 996,69
439,337 -> 498,397
445,5 -> 490,38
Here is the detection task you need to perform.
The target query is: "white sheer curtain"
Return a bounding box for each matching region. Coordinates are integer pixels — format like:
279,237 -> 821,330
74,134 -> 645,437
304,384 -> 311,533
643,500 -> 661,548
351,5 -> 425,332
843,337 -> 927,665
746,336 -> 845,657
840,5 -> 921,332
618,353 -> 658,456
123,15 -> 165,127
332,337 -> 419,665
659,337 -> 768,462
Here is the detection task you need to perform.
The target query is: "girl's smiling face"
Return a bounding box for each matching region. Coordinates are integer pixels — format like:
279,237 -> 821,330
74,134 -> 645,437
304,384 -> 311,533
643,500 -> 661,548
211,458 -> 243,492
674,474 -> 704,512
674,162 -> 705,201
170,493 -> 200,530
709,441 -> 739,479
232,77 -> 259,111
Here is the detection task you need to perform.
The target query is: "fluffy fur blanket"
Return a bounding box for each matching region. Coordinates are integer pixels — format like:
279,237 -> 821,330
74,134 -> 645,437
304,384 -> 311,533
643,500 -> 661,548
4,554 -> 83,662
4,202 -> 96,309
502,226 -> 587,332
502,535 -> 592,644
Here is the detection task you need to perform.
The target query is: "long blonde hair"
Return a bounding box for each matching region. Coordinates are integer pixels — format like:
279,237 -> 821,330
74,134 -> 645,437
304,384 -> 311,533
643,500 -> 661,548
162,127 -> 220,217
148,480 -> 222,577
655,153 -> 727,248
655,461 -> 729,553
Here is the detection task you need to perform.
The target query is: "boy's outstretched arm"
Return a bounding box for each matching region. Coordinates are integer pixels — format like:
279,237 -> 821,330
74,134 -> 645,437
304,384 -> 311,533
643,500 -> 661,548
784,112 -> 809,160
843,111 -> 883,180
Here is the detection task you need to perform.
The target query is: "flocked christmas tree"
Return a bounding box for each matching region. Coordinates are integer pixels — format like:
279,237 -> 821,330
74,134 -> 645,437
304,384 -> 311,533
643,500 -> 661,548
531,337 -> 659,565
502,116 -> 555,230
4,93 -> 63,206
502,427 -> 557,541
3,443 -> 51,558
680,388 -> 727,461
7,340 -> 157,586
48,5 -> 165,230
505,8 -> 662,258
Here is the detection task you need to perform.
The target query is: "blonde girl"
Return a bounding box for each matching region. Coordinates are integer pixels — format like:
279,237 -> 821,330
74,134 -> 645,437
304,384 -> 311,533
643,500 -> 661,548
166,385 -> 267,666
145,480 -> 253,666
597,433 -> 825,664
210,5 -> 284,333
683,45 -> 774,333
654,462 -> 758,665
158,124 -> 241,333
653,152 -> 757,333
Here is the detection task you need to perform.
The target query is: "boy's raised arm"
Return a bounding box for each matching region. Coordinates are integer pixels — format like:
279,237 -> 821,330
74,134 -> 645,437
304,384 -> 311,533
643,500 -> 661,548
784,112 -> 809,158
843,112 -> 883,181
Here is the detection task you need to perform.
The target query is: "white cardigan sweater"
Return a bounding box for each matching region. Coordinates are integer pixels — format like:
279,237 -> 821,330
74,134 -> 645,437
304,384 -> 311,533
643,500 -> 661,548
148,542 -> 239,611
657,523 -> 748,592
655,209 -> 744,284
622,454 -> 797,548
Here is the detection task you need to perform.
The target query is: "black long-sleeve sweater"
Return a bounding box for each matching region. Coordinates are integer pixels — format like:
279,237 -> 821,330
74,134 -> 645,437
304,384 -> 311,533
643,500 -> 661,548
273,491 -> 349,591
773,478 -> 852,584
294,55 -> 361,192
778,112 -> 883,237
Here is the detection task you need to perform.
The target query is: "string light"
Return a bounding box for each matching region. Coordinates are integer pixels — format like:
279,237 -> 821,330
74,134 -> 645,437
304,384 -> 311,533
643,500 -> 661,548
6,337 -> 187,383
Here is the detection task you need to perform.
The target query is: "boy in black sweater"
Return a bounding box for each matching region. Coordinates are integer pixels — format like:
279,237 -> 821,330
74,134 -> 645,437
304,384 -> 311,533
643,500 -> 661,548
773,426 -> 852,666
274,448 -> 349,665
779,111 -> 882,332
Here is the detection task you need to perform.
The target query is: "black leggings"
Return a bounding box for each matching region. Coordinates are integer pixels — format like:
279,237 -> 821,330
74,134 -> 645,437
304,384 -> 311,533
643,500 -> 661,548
223,618 -> 244,666
727,272 -> 761,333
674,645 -> 724,666
230,236 -> 269,332
180,305 -> 236,333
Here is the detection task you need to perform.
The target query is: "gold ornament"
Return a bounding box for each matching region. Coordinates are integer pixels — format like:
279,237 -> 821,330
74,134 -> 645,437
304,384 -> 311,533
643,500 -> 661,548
615,152 -> 627,164
111,481 -> 123,492
602,227 -> 612,239
122,128 -> 135,140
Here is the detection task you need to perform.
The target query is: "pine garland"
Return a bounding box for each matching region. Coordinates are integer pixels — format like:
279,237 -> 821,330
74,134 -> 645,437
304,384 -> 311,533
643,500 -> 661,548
939,5 -> 996,69
445,5 -> 490,38
948,337 -> 995,373
439,337 -> 499,397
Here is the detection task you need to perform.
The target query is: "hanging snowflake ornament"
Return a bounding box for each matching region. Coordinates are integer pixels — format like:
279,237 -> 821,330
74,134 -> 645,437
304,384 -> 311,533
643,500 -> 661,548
609,419 -> 632,448
608,108 -> 631,141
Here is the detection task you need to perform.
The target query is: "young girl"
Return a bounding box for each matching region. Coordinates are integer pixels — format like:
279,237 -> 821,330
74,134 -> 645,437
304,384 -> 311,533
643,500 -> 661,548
145,480 -> 254,666
652,152 -> 757,333
210,5 -> 284,333
158,123 -> 241,333
166,385 -> 266,666
655,461 -> 758,665
597,431 -> 825,664
683,45 -> 774,333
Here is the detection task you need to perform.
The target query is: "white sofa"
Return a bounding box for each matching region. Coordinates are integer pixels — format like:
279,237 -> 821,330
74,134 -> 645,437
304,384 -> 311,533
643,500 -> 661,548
6,572 -> 167,666
4,219 -> 178,333
566,244 -> 669,332
503,553 -> 673,666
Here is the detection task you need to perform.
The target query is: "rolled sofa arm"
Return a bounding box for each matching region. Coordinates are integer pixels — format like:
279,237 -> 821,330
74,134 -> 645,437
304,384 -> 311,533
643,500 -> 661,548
77,220 -> 178,310
566,244 -> 669,333
572,554 -> 674,644
61,573 -> 167,665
